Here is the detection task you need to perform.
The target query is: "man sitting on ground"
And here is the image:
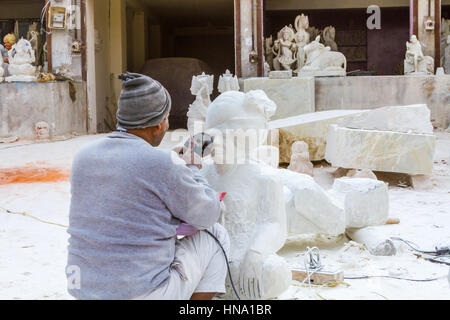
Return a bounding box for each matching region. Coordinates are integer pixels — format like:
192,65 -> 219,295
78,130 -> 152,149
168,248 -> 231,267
66,72 -> 229,300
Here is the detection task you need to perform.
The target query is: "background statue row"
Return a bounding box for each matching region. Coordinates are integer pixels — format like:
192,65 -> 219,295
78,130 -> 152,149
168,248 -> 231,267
187,70 -> 240,134
265,14 -> 338,73
265,14 -> 346,77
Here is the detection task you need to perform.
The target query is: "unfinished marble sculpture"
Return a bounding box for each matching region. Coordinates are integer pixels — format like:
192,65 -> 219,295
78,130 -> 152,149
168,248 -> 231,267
322,26 -> 338,51
272,26 -> 297,71
5,38 -> 36,82
35,121 -> 50,140
404,35 -> 434,75
264,36 -> 274,72
293,14 -> 310,72
298,35 -> 346,77
287,141 -> 313,176
218,69 -> 239,93
201,90 -> 292,299
186,72 -> 213,134
27,22 -> 43,67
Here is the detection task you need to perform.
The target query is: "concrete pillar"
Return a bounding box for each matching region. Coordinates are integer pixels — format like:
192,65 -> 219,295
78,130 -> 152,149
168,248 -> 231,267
412,0 -> 441,67
131,11 -> 146,71
236,0 -> 258,78
85,0 -> 97,133
109,0 -> 127,113
50,0 -> 72,71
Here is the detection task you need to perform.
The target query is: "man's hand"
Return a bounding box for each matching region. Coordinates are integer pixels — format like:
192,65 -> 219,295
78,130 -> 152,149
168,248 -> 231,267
3,57 -> 8,63
173,138 -> 202,169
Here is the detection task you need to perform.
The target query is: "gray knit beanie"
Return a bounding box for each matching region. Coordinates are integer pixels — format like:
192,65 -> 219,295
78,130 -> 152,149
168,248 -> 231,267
116,72 -> 172,130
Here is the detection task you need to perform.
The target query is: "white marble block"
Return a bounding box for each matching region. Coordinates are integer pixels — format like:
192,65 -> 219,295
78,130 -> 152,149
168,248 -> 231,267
269,110 -> 369,162
279,169 -> 345,237
243,77 -> 315,120
325,125 -> 436,175
337,104 -> 434,134
330,178 -> 389,228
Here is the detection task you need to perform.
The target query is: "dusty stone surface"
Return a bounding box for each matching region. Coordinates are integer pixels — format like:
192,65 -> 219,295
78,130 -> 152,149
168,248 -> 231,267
325,125 -> 436,175
330,178 -> 389,228
337,104 -> 434,134
279,169 -> 345,237
243,77 -> 315,120
269,110 -> 368,162
315,75 -> 450,129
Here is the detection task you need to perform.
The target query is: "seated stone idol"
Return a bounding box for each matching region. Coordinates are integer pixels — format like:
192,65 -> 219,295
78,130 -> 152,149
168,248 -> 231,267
201,90 -> 292,300
6,38 -> 37,82
404,35 -> 434,75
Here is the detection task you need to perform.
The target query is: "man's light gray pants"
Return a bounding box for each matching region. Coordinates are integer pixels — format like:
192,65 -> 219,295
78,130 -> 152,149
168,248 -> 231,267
134,223 -> 230,300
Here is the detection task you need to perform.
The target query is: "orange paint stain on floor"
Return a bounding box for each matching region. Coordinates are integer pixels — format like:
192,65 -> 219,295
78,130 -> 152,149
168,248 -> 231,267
0,166 -> 70,185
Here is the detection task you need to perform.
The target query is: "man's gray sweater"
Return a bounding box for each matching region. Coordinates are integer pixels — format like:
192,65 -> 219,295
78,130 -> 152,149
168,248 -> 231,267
66,132 -> 220,300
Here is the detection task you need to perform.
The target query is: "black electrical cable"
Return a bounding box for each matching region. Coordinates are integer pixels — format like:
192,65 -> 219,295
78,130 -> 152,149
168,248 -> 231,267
390,237 -> 439,255
345,275 -> 441,282
204,230 -> 241,300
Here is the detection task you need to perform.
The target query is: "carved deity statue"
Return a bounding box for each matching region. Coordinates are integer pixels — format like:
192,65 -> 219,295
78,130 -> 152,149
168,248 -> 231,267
218,69 -> 240,93
272,26 -> 297,71
6,38 -> 37,82
186,72 -> 214,134
298,35 -> 347,76
201,90 -> 292,299
200,89 -> 389,298
404,35 -> 434,75
293,14 -> 310,72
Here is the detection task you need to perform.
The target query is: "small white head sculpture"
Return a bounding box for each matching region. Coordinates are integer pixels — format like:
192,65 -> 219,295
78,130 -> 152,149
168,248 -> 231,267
35,121 -> 50,140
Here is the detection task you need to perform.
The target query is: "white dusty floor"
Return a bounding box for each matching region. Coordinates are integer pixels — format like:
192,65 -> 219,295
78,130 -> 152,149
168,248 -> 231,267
0,131 -> 449,300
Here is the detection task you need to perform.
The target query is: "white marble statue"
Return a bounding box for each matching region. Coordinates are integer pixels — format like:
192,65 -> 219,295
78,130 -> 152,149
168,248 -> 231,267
404,35 -> 434,75
5,38 -> 36,82
293,14 -> 310,72
201,90 -> 292,299
218,69 -> 239,93
186,72 -> 214,134
298,35 -> 347,77
272,26 -> 297,71
287,141 -> 313,176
